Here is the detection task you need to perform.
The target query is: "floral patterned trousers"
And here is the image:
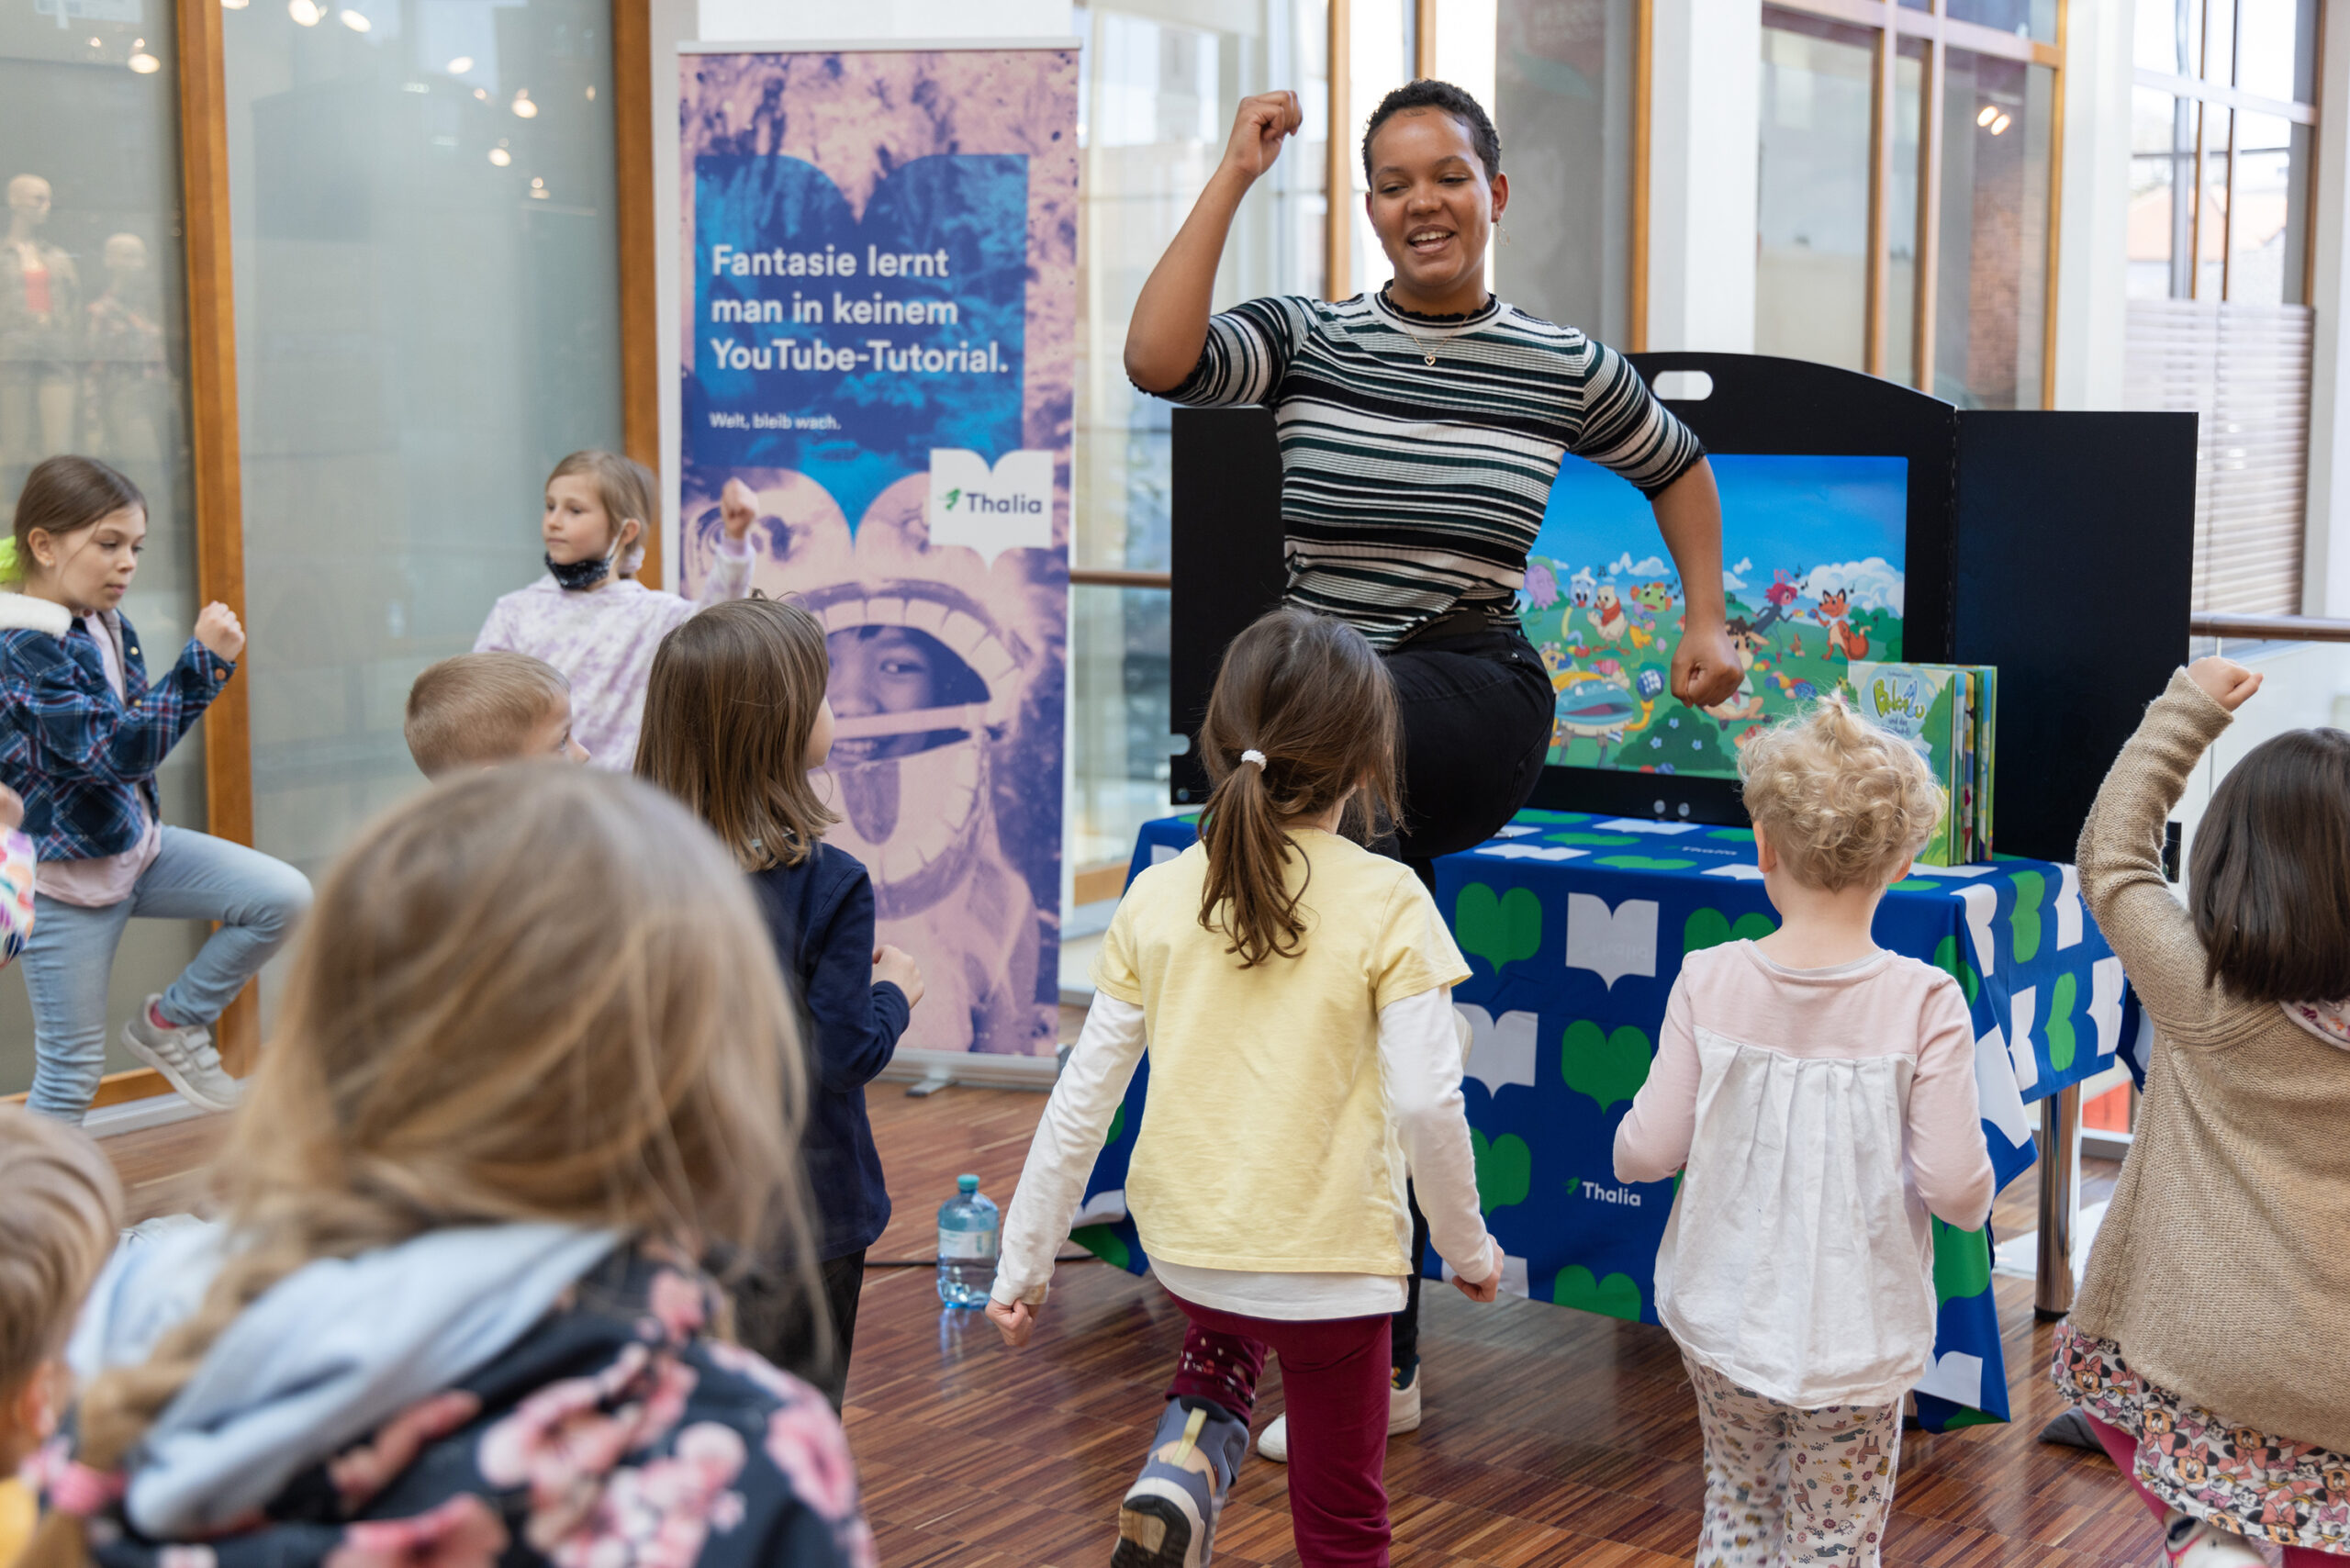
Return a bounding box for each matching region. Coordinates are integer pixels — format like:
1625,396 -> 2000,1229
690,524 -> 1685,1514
1684,1358 -> 1903,1567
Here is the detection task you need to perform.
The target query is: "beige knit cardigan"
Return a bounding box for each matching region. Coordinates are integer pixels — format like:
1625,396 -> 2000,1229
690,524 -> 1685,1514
2073,670 -> 2350,1453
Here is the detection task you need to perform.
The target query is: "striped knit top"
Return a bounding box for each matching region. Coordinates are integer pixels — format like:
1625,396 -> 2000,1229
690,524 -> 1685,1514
1159,288 -> 1707,649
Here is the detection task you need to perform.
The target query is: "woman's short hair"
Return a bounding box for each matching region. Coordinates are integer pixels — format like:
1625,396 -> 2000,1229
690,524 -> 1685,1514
1738,696 -> 1945,891
1362,79 -> 1502,182
2188,726 -> 2350,1002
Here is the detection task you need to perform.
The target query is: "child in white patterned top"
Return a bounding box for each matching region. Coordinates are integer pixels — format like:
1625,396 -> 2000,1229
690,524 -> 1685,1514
1617,697 -> 1993,1568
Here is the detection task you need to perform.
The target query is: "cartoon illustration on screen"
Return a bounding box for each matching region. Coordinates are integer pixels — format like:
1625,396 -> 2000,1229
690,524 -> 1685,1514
1518,454 -> 1908,777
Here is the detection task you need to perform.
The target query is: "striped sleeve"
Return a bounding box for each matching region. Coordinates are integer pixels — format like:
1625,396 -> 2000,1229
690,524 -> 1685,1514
1570,337 -> 1707,498
1156,296 -> 1315,407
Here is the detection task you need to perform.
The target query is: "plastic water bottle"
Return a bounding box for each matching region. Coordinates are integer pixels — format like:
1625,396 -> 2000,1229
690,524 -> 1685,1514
936,1174 -> 999,1308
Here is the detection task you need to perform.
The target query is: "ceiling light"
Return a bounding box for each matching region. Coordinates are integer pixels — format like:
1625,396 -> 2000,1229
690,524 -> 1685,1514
584,84 -> 595,99
487,147 -> 511,166
221,0 -> 250,9
1976,105 -> 1998,127
510,89 -> 537,118
128,50 -> 161,71
473,86 -> 487,99
1990,113 -> 2011,134
339,8 -> 369,29
287,0 -> 321,25
446,53 -> 474,73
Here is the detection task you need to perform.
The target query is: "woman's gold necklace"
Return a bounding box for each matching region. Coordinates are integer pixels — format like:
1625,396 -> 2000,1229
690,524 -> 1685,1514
1394,314 -> 1442,366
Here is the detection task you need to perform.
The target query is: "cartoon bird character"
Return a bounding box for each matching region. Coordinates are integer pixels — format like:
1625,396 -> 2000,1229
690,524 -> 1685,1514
1814,588 -> 1871,662
1592,583 -> 1631,645
1565,568 -> 1597,645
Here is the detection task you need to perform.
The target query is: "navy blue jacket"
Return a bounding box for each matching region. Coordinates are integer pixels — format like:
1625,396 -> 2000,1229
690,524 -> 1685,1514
747,842 -> 910,1260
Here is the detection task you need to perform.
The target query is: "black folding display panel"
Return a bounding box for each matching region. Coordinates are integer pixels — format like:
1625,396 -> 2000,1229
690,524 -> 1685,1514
1168,354 -> 2195,864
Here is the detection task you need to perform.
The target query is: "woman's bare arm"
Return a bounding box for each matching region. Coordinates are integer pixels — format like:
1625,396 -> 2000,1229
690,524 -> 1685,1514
1123,91 -> 1304,392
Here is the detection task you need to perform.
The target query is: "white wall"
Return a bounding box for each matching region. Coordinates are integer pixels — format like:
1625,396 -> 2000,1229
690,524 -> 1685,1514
642,0 -> 1076,577
1644,0 -> 1759,352
2301,0 -> 2350,614
2050,0 -> 2132,410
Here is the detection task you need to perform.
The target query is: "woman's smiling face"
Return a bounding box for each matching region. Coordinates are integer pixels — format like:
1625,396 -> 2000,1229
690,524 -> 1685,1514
1364,107 -> 1507,309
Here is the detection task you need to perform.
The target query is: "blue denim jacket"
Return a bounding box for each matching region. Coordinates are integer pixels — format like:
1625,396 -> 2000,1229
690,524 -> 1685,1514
0,593 -> 232,863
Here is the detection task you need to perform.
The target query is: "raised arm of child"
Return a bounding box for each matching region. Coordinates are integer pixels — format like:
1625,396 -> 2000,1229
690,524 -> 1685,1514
23,602 -> 238,785
697,479 -> 760,610
2076,658 -> 2260,1034
986,988 -> 1150,1346
1380,987 -> 1502,1299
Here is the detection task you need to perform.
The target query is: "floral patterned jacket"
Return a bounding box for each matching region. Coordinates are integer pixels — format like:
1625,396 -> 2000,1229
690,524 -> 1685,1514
35,1249 -> 875,1568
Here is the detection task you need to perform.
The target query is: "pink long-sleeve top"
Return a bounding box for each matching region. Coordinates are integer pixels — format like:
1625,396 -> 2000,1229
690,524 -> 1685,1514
1614,940 -> 1995,1407
473,540 -> 751,771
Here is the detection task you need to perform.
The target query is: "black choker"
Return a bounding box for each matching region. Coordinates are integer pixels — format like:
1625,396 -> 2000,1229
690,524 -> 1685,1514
1378,284 -> 1497,324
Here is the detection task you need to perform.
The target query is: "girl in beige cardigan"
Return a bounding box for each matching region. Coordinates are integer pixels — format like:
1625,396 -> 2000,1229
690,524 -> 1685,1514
2059,657 -> 2350,1567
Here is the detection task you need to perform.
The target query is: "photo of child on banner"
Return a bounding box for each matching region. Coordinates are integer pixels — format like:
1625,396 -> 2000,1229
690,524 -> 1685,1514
679,46 -> 1080,1057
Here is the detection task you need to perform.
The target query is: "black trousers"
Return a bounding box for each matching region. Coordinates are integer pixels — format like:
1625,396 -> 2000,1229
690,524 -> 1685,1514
735,1249 -> 867,1413
1372,624 -> 1551,1366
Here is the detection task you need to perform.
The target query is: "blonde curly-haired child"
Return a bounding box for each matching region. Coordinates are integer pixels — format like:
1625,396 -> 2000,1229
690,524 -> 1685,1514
1615,697 -> 1996,1568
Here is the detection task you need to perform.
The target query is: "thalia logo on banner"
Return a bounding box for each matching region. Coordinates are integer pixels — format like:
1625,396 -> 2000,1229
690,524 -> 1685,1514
928,449 -> 1054,564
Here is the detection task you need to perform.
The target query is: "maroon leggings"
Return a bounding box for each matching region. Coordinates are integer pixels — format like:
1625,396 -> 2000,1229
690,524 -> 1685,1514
2086,1415 -> 2342,1565
1164,1295 -> 1393,1568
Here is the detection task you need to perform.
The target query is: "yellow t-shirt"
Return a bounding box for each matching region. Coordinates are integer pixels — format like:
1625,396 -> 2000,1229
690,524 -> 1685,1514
1096,829 -> 1471,1276
0,1476 -> 35,1568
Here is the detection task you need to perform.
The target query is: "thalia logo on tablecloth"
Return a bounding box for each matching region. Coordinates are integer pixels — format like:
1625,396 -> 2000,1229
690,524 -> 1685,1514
1577,1181 -> 1642,1206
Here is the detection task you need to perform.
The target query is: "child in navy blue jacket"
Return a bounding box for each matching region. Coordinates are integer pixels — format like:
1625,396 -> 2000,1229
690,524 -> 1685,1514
0,457 -> 310,1122
637,595 -> 923,1410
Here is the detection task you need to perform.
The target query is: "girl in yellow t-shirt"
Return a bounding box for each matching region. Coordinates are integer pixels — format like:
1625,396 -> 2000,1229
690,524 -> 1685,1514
987,607 -> 1503,1568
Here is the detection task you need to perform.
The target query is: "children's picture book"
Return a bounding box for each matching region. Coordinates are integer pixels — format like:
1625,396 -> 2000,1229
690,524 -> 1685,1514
1519,454 -> 1908,781
1849,661 -> 1998,866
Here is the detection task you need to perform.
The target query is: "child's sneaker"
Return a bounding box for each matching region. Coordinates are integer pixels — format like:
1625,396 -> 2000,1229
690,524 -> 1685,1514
2162,1510 -> 2266,1567
1113,1398 -> 1248,1568
1255,1362 -> 1420,1463
122,996 -> 241,1113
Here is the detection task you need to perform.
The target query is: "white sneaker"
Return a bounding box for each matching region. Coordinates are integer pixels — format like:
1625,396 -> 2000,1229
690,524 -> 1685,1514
2162,1511 -> 2267,1568
122,996 -> 242,1113
1256,1366 -> 1422,1464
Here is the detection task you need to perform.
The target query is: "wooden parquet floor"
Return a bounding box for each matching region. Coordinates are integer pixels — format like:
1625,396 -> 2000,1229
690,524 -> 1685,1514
100,1078 -> 2156,1567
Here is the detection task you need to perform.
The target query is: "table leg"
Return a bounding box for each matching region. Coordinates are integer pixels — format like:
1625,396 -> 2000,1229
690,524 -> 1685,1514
2034,1084 -> 2082,1321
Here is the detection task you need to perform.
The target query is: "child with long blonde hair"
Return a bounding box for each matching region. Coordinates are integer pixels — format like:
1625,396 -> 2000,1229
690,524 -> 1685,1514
24,767 -> 875,1568
1615,698 -> 1994,1568
637,598 -> 923,1411
475,452 -> 756,769
987,606 -> 1501,1568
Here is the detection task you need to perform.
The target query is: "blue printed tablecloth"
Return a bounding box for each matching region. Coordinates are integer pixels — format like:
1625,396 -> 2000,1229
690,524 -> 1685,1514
1074,810 -> 2145,1429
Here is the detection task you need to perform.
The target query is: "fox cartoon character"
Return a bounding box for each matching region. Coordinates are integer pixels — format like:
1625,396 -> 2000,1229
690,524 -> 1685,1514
1815,588 -> 1871,662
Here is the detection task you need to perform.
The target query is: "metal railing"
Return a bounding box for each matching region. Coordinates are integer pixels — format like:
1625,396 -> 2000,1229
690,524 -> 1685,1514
1069,568 -> 1172,589
2189,613 -> 2350,643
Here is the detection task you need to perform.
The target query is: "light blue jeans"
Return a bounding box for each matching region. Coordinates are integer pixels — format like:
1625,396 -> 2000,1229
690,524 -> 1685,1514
22,825 -> 312,1120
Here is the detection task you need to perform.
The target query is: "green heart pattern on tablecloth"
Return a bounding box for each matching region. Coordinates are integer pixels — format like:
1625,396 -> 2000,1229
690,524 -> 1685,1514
1472,1128 -> 1532,1215
1931,1215 -> 1992,1305
2011,869 -> 2045,963
1454,882 -> 1543,971
1553,1265 -> 1645,1320
1561,1020 -> 1653,1110
1683,907 -> 1779,954
1932,934 -> 1981,1003
1104,1103 -> 1125,1148
2046,970 -> 2079,1071
1070,1225 -> 1131,1271
1707,827 -> 1755,843
1597,855 -> 1696,871
1547,831 -> 1639,846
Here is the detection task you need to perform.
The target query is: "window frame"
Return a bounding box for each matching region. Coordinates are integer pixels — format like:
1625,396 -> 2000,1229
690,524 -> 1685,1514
1757,0 -> 2065,406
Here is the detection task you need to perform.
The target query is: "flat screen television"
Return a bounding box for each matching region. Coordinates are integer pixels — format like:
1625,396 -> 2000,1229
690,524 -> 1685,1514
1520,453 -> 1908,780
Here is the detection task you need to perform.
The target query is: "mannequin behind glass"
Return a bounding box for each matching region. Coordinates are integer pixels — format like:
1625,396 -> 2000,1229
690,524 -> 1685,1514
1,176 -> 81,498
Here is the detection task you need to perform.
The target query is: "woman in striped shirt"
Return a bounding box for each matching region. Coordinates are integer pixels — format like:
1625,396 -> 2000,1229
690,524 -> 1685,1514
1120,77 -> 1744,1489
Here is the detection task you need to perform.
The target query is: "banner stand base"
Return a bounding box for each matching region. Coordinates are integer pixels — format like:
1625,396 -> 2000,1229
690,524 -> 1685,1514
877,1047 -> 1058,1093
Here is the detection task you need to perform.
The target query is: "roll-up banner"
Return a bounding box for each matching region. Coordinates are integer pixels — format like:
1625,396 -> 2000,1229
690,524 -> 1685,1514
679,42 -> 1078,1058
